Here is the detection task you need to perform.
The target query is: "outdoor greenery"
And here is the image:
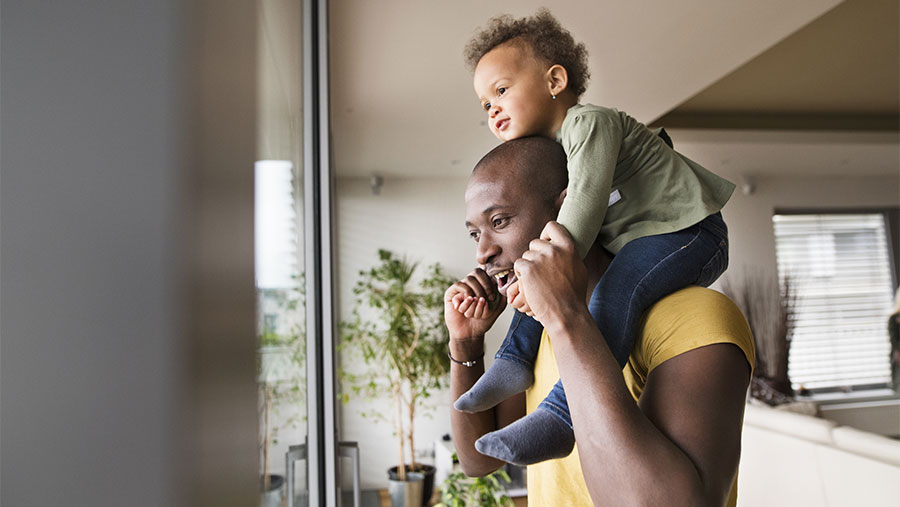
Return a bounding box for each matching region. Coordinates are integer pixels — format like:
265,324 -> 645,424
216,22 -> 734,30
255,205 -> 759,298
340,249 -> 455,481
258,277 -> 306,489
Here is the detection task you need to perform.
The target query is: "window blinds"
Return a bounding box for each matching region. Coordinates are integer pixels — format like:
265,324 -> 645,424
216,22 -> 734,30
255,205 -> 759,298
773,213 -> 895,390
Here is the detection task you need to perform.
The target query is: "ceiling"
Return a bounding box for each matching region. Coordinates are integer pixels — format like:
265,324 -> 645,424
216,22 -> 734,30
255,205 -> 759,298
329,0 -> 899,179
654,0 -> 899,130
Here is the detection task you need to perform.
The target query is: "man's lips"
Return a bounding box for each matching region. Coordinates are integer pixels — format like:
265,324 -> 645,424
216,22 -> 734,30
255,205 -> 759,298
492,269 -> 518,295
495,118 -> 509,131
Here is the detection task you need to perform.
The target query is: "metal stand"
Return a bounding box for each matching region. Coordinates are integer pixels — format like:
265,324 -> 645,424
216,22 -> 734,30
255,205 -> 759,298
338,441 -> 361,507
286,441 -> 360,507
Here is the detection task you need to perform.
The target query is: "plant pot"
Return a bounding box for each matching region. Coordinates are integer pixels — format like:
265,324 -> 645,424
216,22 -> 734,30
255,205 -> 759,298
387,468 -> 424,507
260,474 -> 284,507
388,465 -> 435,506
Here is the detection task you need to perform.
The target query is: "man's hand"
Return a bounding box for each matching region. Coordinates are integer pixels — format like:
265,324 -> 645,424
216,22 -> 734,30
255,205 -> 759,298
444,268 -> 507,341
513,221 -> 588,325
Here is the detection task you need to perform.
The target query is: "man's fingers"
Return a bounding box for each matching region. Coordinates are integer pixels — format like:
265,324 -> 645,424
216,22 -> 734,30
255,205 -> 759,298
528,237 -> 551,253
447,267 -> 496,303
473,270 -> 499,301
463,274 -> 489,300
513,257 -> 531,280
447,281 -> 474,300
540,220 -> 574,248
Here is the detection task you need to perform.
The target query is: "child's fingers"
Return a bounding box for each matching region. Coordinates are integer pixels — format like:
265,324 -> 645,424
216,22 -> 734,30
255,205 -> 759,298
457,296 -> 473,315
452,292 -> 466,310
509,291 -> 526,312
506,280 -> 520,305
463,297 -> 480,318
472,297 -> 487,319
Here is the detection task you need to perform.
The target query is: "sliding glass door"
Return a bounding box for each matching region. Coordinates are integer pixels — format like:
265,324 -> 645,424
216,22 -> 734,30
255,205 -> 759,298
255,0 -> 337,505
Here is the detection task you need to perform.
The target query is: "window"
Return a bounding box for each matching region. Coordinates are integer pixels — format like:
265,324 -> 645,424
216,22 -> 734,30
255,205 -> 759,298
773,212 -> 896,391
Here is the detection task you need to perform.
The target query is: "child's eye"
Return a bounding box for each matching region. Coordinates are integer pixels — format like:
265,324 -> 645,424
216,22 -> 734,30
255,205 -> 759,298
497,87 -> 506,95
483,101 -> 491,112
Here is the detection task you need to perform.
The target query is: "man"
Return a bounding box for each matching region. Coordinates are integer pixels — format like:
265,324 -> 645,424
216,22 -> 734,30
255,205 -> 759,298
445,136 -> 754,506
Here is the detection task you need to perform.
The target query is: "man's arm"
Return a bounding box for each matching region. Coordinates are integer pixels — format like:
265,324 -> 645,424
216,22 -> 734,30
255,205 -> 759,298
516,222 -> 750,505
444,269 -> 526,477
449,339 -> 525,477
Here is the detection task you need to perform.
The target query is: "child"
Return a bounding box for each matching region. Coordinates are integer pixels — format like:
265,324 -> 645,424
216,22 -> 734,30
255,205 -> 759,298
452,9 -> 735,466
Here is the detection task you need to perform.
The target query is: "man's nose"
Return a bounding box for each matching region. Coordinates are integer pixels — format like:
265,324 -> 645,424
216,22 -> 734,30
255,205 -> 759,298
476,234 -> 500,266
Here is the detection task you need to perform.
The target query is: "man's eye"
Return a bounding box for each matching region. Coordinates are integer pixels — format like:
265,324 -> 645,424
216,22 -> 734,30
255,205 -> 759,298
469,230 -> 480,241
492,217 -> 508,228
497,87 -> 506,95
483,102 -> 491,112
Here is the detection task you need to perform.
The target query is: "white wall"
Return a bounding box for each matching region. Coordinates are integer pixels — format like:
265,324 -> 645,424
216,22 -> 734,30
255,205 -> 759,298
335,144 -> 900,488
722,173 -> 900,280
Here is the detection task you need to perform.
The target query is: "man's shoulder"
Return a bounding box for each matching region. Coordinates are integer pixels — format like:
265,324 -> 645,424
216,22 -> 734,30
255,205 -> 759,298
648,286 -> 739,320
635,286 -> 755,374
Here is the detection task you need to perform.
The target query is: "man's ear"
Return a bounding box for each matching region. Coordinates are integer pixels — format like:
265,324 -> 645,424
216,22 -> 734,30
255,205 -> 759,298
547,64 -> 569,97
554,188 -> 567,212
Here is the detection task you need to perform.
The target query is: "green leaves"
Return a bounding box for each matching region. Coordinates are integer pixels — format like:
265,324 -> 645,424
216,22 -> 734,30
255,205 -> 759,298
436,454 -> 514,507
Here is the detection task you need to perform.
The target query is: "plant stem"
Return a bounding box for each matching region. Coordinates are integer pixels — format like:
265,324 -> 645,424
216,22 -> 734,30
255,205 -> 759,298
395,383 -> 406,481
263,383 -> 273,489
408,389 -> 417,469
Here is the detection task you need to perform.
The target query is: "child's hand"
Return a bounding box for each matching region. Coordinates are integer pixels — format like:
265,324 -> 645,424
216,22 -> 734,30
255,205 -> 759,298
444,268 -> 506,340
505,280 -> 534,317
513,221 -> 588,325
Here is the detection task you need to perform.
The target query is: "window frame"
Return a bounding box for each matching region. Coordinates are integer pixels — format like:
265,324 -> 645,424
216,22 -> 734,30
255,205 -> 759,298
772,207 -> 899,395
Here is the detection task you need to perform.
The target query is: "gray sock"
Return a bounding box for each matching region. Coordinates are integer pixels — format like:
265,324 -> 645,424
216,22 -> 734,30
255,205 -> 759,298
453,358 -> 534,413
474,408 -> 575,466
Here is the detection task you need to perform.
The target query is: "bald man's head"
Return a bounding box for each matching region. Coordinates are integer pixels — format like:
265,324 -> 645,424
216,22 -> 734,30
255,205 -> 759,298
470,136 -> 568,212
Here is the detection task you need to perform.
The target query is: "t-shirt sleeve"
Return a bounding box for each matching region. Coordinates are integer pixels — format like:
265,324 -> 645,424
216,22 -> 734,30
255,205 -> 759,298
641,287 -> 755,377
557,109 -> 623,258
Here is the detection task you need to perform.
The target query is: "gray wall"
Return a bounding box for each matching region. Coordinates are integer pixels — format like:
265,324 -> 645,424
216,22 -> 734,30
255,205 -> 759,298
1,1 -> 258,505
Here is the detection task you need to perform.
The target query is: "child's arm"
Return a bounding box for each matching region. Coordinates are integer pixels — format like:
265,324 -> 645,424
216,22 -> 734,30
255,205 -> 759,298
557,109 -> 624,259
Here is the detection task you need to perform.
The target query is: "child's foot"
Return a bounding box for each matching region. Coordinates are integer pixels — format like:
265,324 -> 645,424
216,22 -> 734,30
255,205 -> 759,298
474,409 -> 575,466
453,358 -> 534,413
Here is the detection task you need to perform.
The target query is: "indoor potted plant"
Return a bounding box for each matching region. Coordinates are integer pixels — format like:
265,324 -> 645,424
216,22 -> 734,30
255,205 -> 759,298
721,270 -> 797,405
435,453 -> 513,507
341,249 -> 454,506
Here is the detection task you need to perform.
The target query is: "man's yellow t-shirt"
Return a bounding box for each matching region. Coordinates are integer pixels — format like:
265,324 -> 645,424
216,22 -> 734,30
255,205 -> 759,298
524,286 -> 755,506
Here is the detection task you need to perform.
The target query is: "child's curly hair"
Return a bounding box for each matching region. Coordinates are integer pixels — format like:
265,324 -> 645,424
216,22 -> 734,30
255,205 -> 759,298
464,9 -> 590,99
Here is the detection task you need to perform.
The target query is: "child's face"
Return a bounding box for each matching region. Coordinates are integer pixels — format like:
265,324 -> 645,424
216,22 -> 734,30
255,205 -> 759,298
474,44 -> 557,142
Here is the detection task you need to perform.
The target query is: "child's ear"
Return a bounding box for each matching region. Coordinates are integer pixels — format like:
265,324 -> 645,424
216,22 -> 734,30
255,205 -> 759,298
546,64 -> 569,97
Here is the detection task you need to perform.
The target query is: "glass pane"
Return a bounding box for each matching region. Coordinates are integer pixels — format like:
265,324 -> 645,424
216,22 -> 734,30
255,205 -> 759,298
256,0 -> 305,505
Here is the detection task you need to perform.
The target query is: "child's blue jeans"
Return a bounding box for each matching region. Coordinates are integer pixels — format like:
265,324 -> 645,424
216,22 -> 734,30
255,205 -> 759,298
495,212 -> 729,428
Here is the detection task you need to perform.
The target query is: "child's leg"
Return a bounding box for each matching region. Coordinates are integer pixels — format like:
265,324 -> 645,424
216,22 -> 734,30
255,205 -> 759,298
453,310 -> 543,413
590,211 -> 729,367
476,213 -> 729,465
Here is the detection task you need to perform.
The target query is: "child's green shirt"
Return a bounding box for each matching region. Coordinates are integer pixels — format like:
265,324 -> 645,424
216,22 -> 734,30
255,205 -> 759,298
556,104 -> 735,257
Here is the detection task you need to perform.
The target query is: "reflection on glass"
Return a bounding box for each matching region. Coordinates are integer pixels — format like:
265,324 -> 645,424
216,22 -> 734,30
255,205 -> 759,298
255,0 -> 304,505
